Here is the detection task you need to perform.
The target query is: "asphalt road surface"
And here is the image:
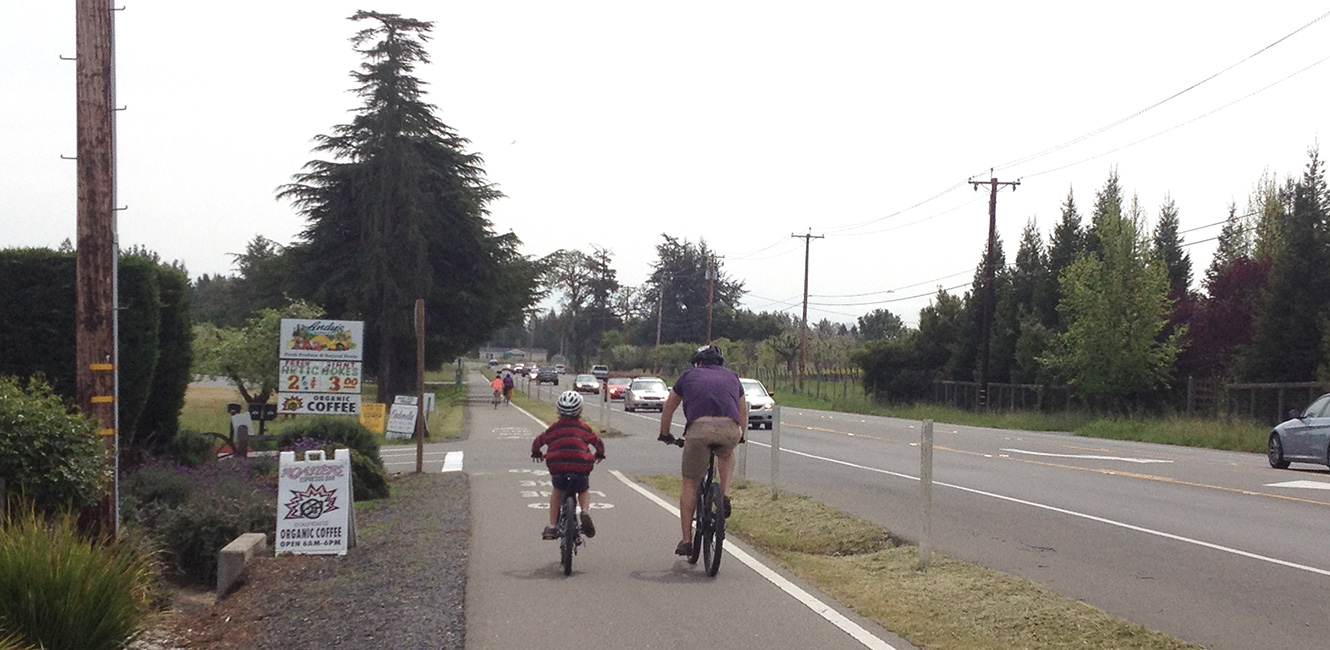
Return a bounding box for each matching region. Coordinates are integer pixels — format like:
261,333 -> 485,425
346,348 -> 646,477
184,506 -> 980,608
495,372 -> 1330,650
427,373 -> 918,650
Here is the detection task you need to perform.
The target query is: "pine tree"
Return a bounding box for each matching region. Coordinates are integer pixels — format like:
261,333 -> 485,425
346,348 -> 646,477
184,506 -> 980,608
1242,147 -> 1330,381
1045,188 -> 1085,328
1151,195 -> 1192,297
279,11 -> 538,398
1208,202 -> 1251,275
1086,169 -> 1123,259
1043,184 -> 1181,410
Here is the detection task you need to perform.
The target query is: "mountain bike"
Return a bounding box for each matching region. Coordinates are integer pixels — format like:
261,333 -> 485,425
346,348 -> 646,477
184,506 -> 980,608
671,438 -> 725,576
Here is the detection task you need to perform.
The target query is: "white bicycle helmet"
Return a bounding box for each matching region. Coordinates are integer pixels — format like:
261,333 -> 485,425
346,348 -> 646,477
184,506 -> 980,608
556,390 -> 584,417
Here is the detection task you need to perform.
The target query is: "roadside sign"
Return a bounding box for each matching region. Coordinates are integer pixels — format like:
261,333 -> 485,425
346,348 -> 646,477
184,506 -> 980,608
359,403 -> 387,434
276,449 -> 355,555
278,392 -> 362,415
280,359 -> 362,393
386,403 -> 418,439
279,319 -> 364,361
394,394 -> 419,405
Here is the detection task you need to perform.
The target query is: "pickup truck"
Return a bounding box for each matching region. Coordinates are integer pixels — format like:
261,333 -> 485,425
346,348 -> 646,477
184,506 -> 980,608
590,365 -> 610,381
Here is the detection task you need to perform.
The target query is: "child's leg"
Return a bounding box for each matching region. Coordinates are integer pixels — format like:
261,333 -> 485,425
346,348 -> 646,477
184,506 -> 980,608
548,488 -> 563,526
577,489 -> 591,512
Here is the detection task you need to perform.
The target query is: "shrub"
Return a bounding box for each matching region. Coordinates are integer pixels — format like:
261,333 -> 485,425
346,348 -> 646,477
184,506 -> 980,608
288,440 -> 391,501
0,507 -> 157,650
120,456 -> 276,584
165,429 -> 217,468
0,377 -> 108,513
153,474 -> 274,583
276,416 -> 382,464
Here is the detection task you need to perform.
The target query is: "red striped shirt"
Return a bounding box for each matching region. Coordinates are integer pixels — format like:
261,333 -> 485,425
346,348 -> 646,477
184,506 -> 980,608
532,417 -> 605,474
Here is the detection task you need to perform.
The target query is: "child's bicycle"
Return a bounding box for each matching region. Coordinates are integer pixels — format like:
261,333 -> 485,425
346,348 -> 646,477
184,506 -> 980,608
668,438 -> 726,576
555,486 -> 586,575
492,389 -> 502,409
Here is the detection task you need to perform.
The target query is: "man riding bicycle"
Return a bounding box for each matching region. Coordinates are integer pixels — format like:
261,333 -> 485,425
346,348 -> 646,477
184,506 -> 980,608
658,345 -> 746,557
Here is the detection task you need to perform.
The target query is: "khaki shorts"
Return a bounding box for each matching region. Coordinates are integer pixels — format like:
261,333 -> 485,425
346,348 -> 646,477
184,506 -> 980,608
681,416 -> 743,481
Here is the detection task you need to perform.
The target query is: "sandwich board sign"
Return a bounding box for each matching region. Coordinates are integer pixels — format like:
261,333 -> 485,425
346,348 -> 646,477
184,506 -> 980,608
386,401 -> 418,440
276,449 -> 356,555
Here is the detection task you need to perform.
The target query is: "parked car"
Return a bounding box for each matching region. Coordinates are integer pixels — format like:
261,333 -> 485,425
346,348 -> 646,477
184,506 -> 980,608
573,374 -> 600,394
537,366 -> 559,385
623,377 -> 669,412
1268,392 -> 1330,469
740,378 -> 776,429
605,377 -> 632,400
591,364 -> 610,381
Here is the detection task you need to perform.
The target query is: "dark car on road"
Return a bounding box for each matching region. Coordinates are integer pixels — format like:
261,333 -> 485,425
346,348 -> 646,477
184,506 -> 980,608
537,366 -> 560,385
1268,392 -> 1330,469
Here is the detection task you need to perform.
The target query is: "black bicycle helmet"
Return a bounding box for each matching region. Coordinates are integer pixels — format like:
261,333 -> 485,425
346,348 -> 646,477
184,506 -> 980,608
691,345 -> 725,366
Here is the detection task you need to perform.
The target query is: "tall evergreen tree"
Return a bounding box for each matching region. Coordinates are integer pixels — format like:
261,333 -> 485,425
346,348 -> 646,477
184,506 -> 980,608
1045,188 -> 1085,328
1151,195 -> 1192,297
1043,185 -> 1181,410
1209,202 -> 1251,275
1086,169 -> 1123,259
1242,148 -> 1330,381
644,235 -> 743,345
540,247 -> 621,370
279,11 -> 538,398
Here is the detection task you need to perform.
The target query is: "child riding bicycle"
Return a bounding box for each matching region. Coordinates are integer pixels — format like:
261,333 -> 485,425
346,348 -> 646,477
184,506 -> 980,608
532,391 -> 605,540
490,375 -> 504,405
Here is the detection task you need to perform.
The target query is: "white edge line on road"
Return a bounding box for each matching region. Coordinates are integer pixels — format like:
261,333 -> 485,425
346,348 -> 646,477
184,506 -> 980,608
512,402 -> 552,429
609,470 -> 899,650
746,441 -> 1330,579
441,451 -> 463,473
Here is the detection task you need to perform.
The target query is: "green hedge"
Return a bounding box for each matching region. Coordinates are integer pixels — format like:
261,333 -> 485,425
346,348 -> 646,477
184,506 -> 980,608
0,248 -> 193,456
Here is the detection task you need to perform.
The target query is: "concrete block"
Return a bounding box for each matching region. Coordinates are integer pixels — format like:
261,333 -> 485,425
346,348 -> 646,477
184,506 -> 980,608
216,532 -> 268,601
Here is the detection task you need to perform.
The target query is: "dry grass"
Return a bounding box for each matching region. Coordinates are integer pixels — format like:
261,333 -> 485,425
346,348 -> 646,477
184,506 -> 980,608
637,477 -> 1200,650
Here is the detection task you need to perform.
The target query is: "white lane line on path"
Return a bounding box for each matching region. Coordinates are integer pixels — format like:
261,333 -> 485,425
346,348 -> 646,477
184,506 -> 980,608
746,440 -> 1330,579
442,451 -> 463,473
511,403 -> 551,429
1002,448 -> 1174,464
610,470 -> 899,650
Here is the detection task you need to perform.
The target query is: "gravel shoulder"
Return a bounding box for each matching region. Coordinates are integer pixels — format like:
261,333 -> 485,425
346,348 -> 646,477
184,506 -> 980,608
147,472 -> 469,650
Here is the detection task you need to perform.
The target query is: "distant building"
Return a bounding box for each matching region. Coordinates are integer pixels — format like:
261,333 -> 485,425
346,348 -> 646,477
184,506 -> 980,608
476,346 -> 548,363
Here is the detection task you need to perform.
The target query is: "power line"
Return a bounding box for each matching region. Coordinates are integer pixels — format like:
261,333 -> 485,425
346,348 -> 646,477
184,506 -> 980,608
988,9 -> 1330,176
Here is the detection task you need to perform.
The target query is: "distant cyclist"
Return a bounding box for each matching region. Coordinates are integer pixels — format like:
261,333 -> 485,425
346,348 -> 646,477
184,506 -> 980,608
658,345 -> 746,556
490,375 -> 504,406
532,391 -> 606,539
502,371 -> 515,404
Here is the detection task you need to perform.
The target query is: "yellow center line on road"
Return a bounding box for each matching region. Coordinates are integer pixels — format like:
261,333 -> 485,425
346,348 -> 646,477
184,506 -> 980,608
780,421 -> 1330,509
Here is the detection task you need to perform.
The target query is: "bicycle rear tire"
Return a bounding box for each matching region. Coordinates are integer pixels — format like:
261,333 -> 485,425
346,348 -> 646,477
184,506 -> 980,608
560,495 -> 577,575
702,482 -> 725,576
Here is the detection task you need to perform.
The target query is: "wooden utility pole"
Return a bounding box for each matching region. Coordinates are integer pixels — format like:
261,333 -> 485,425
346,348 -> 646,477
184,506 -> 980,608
414,300 -> 426,473
705,256 -> 715,344
76,0 -> 118,537
791,230 -> 823,392
968,176 -> 1019,410
655,286 -> 663,346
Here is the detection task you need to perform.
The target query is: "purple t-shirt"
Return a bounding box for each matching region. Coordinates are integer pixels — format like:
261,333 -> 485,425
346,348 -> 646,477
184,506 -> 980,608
671,365 -> 743,425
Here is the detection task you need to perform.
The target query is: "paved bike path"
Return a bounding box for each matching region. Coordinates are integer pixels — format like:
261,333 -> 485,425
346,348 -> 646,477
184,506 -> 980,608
459,372 -> 916,650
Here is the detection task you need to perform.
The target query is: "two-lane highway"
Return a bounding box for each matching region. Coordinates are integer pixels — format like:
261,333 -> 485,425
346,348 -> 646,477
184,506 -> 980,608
522,378 -> 1330,650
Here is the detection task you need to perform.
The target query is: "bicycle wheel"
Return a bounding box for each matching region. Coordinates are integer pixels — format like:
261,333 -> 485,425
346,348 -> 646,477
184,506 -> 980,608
560,495 -> 577,575
688,480 -> 704,565
703,482 -> 725,576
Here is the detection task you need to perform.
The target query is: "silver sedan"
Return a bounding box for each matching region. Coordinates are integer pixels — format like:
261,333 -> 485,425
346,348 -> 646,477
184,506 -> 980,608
1268,392 -> 1330,469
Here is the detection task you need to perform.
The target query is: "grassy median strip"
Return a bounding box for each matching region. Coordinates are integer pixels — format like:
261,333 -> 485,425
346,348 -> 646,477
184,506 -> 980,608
637,476 -> 1199,650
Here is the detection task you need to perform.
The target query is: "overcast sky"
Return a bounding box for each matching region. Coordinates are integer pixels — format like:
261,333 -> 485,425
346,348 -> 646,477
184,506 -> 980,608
4,2 -> 1328,328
